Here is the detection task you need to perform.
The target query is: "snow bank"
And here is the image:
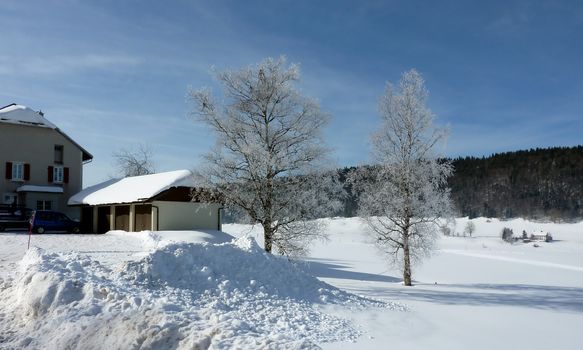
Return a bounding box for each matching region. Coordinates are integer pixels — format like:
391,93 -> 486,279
0,237 -> 399,349
123,237 -> 386,305
143,229 -> 235,249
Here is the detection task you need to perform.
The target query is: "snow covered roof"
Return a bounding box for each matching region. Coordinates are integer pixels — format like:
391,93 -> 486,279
0,103 -> 93,162
68,170 -> 197,206
0,104 -> 56,128
17,185 -> 64,193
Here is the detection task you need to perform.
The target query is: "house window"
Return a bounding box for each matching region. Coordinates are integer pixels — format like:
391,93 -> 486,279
54,145 -> 64,164
12,162 -> 24,181
53,166 -> 64,183
36,200 -> 52,210
48,166 -> 68,183
5,162 -> 29,181
3,193 -> 17,205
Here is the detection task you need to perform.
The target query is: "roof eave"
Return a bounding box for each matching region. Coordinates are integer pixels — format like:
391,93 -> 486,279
55,128 -> 93,162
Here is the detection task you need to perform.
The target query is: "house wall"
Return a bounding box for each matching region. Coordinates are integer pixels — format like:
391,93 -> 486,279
0,123 -> 84,219
152,201 -> 222,231
25,192 -> 63,211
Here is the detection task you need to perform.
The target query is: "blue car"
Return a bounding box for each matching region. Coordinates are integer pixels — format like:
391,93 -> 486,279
30,210 -> 81,234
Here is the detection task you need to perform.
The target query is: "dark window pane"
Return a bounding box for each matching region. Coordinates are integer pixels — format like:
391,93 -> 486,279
54,145 -> 64,164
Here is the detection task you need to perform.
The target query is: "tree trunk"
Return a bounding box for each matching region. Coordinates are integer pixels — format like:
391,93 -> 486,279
263,173 -> 274,254
402,227 -> 412,286
263,223 -> 273,253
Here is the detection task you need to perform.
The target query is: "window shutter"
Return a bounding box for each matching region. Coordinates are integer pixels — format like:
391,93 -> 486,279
48,166 -> 54,182
5,162 -> 12,179
64,167 -> 69,183
24,164 -> 30,181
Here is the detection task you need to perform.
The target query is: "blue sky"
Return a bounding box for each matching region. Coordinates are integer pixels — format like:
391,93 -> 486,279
1,0 -> 582,186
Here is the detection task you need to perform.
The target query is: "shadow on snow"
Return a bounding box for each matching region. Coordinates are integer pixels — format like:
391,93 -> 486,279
303,258 -> 402,283
349,282 -> 583,313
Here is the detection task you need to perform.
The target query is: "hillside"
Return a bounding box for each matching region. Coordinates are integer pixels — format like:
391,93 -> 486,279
339,146 -> 583,221
449,146 -> 583,220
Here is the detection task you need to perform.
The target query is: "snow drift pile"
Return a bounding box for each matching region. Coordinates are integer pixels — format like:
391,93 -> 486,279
0,237 -> 399,349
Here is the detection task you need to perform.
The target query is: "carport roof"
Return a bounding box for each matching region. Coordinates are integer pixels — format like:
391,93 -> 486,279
68,170 -> 197,206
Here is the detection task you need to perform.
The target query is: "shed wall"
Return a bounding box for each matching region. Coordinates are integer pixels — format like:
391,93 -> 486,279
152,201 -> 221,231
115,205 -> 130,231
134,204 -> 152,231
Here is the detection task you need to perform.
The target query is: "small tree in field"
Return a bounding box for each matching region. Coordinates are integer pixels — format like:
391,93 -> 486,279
464,221 -> 476,237
439,217 -> 456,236
349,69 -> 453,286
189,57 -> 343,256
501,227 -> 514,242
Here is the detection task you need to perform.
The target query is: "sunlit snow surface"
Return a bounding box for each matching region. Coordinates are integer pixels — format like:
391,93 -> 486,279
0,229 -> 397,349
1,218 -> 583,349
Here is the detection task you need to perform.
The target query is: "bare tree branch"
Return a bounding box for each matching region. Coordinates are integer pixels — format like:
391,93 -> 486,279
113,143 -> 155,177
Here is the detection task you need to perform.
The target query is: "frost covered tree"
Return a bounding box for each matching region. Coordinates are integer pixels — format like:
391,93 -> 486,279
189,56 -> 342,256
464,221 -> 476,237
113,143 -> 155,177
349,69 -> 453,286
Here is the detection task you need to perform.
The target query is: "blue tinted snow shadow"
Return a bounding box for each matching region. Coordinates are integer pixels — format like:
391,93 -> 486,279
303,258 -> 402,283
347,283 -> 583,313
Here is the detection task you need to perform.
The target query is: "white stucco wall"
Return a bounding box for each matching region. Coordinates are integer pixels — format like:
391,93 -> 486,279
152,201 -> 222,231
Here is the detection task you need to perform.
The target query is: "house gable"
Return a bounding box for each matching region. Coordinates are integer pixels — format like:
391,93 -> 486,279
0,103 -> 92,218
0,104 -> 92,162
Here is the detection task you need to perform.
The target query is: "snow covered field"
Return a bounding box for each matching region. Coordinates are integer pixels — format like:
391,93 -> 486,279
1,218 -> 582,349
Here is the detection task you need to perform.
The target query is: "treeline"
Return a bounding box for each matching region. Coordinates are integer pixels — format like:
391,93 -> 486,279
337,146 -> 583,221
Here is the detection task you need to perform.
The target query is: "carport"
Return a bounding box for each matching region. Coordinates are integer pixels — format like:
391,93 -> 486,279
68,170 -> 222,233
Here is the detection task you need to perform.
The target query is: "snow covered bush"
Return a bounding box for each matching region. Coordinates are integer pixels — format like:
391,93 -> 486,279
439,217 -> 456,236
501,227 -> 514,242
464,221 -> 476,237
440,225 -> 452,236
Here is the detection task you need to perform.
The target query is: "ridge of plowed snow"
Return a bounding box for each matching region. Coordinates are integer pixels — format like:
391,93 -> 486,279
121,237 -> 386,305
0,237 -> 400,349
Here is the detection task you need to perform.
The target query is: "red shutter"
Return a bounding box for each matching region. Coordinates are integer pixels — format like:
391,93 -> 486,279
24,164 -> 30,181
64,167 -> 69,183
48,166 -> 54,182
5,162 -> 12,179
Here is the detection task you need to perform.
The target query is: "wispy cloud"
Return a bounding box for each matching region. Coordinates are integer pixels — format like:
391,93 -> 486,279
0,54 -> 141,76
484,2 -> 535,37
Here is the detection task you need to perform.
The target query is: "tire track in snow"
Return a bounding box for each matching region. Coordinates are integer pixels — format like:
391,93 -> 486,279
442,249 -> 583,272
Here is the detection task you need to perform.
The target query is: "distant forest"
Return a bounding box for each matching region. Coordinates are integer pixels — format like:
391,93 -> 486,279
338,146 -> 583,221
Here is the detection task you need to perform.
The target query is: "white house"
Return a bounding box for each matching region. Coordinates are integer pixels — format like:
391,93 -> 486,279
530,230 -> 553,242
68,170 -> 222,233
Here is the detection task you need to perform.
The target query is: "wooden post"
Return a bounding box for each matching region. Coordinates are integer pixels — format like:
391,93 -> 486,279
110,206 -> 116,231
